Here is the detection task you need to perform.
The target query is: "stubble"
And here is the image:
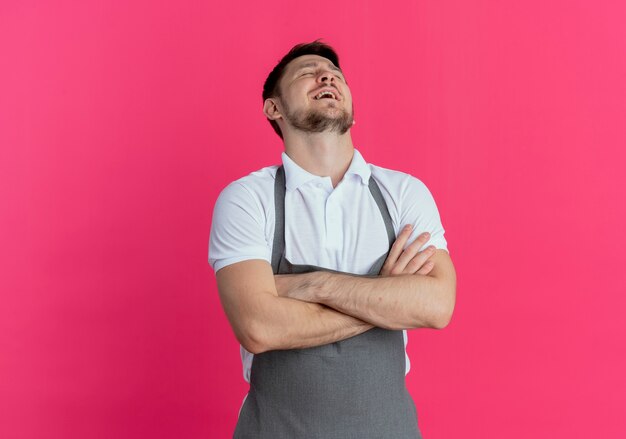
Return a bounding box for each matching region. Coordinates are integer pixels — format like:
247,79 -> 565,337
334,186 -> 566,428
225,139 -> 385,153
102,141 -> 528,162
281,98 -> 354,135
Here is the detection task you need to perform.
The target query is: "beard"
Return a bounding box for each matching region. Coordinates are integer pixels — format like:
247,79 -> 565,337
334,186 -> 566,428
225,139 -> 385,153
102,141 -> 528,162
281,99 -> 354,135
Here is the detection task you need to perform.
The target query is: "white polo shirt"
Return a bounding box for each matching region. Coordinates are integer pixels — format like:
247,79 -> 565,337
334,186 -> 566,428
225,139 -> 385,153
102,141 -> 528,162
209,148 -> 448,383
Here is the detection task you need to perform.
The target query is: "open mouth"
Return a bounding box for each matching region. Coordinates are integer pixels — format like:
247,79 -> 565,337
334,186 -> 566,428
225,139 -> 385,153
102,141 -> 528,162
313,89 -> 338,100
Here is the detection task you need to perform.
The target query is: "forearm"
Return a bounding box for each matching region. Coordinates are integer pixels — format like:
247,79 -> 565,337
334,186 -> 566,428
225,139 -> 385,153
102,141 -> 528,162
245,293 -> 374,354
322,272 -> 450,329
276,271 -> 454,330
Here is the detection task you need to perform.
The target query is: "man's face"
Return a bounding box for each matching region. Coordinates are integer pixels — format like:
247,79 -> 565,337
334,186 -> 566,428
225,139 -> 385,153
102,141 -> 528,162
275,54 -> 354,135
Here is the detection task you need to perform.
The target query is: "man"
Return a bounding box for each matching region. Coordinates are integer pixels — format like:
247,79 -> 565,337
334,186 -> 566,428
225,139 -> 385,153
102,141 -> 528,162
209,40 -> 456,438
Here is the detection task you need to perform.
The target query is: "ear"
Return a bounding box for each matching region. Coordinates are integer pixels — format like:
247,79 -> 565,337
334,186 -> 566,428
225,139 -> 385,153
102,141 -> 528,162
263,98 -> 282,121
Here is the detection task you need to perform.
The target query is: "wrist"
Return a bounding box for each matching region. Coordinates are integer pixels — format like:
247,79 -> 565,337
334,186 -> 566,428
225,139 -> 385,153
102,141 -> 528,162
308,271 -> 332,303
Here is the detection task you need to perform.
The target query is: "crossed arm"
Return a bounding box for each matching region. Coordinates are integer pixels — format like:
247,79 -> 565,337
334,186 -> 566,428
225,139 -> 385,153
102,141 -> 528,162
215,226 -> 456,354
274,249 -> 455,331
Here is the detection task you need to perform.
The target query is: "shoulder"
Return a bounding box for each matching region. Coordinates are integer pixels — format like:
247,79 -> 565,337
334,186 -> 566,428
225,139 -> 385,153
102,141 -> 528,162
369,163 -> 435,206
215,164 -> 279,211
209,164 -> 279,273
368,161 -> 448,251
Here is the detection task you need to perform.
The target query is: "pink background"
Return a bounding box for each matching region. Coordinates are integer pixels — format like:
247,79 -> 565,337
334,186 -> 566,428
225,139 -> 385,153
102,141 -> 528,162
1,1 -> 625,438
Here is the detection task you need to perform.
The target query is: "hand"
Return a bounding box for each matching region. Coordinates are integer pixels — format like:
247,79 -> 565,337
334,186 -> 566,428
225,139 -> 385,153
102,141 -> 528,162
380,225 -> 436,276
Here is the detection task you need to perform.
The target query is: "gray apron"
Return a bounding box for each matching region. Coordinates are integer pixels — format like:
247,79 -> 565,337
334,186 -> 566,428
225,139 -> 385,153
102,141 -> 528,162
233,165 -> 422,439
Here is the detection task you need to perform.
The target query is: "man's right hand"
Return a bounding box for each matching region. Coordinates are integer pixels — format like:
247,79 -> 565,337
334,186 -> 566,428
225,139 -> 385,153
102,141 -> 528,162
380,225 -> 436,276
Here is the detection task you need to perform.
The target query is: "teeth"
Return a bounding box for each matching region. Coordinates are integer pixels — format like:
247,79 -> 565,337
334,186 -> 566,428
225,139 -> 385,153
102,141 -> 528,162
315,91 -> 336,100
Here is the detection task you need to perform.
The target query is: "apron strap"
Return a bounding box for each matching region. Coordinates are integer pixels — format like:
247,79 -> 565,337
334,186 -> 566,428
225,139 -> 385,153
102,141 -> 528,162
271,165 -> 286,274
368,175 -> 396,249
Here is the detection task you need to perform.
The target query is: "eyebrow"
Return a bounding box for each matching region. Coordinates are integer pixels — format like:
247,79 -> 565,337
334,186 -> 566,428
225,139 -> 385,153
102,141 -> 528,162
294,61 -> 343,75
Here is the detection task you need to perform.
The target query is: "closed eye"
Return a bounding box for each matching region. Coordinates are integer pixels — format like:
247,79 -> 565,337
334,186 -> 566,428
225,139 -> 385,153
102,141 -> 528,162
298,70 -> 345,81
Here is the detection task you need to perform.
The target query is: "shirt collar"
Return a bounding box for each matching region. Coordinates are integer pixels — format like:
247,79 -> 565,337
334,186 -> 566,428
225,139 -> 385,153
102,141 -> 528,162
344,148 -> 372,186
281,148 -> 371,192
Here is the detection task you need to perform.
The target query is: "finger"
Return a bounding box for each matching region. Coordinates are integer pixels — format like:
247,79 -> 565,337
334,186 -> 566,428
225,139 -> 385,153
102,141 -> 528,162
395,232 -> 431,272
416,260 -> 435,275
403,245 -> 436,274
381,224 -> 413,273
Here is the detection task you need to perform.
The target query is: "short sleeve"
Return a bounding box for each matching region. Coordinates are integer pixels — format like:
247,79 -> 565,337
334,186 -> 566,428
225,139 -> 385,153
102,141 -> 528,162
399,176 -> 448,254
208,182 -> 272,273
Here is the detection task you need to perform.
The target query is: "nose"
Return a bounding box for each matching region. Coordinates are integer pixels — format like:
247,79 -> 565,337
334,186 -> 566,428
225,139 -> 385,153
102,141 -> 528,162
318,70 -> 336,84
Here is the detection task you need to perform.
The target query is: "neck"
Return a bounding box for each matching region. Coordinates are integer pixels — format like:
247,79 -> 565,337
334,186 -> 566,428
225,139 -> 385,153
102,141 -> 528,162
282,130 -> 355,188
